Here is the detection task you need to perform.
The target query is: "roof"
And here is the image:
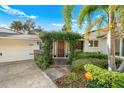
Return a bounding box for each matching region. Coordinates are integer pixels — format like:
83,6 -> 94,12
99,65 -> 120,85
0,27 -> 39,41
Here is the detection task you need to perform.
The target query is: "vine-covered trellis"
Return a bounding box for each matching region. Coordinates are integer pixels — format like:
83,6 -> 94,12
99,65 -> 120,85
38,31 -> 82,69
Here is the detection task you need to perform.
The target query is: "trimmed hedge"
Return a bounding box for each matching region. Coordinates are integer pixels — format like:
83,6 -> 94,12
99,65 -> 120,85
74,52 -> 107,60
73,52 -> 123,70
84,64 -> 124,88
72,58 -> 107,72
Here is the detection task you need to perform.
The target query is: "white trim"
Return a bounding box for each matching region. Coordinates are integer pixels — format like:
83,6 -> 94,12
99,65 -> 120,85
120,38 -> 122,56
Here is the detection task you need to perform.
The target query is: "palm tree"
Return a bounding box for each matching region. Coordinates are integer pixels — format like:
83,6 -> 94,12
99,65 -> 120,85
63,5 -> 124,71
63,5 -> 75,31
34,26 -> 44,33
62,24 -> 67,31
10,20 -> 23,32
23,19 -> 35,33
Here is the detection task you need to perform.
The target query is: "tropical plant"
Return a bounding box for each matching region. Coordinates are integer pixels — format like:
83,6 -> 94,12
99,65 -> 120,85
84,64 -> 124,88
23,19 -> 35,33
63,5 -> 75,31
63,5 -> 124,72
62,24 -> 67,31
10,20 -> 23,32
34,26 -> 44,32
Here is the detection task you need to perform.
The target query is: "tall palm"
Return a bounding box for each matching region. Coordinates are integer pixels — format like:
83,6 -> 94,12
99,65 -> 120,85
63,5 -> 124,71
10,20 -> 23,32
23,19 -> 35,33
63,5 -> 75,31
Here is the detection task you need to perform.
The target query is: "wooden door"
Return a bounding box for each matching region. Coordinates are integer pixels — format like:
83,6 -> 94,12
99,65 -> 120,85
58,41 -> 64,57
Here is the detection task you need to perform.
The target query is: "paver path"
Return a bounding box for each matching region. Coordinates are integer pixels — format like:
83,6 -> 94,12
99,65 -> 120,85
0,60 -> 57,88
45,65 -> 71,81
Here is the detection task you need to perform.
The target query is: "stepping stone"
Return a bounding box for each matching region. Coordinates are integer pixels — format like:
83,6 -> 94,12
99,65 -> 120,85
45,68 -> 64,81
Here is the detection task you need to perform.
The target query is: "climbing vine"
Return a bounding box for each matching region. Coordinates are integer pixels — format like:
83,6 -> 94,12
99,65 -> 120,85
38,31 -> 82,69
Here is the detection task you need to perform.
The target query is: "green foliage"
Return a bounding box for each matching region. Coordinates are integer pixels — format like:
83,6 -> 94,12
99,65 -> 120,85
74,52 -> 107,60
115,58 -> 123,68
112,76 -> 124,88
67,40 -> 78,64
38,40 -> 52,70
39,31 -> 82,69
85,80 -> 100,88
72,58 -> 107,72
73,52 -> 123,69
37,56 -> 48,70
10,20 -> 23,32
84,64 -> 124,88
63,5 -> 75,31
40,31 -> 82,41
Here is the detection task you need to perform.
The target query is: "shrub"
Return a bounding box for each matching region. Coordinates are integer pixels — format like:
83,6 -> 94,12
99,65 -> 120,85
73,52 -> 123,69
84,64 -> 124,88
74,52 -> 107,60
115,58 -> 123,68
37,56 -> 48,70
112,76 -> 124,88
72,58 -> 107,72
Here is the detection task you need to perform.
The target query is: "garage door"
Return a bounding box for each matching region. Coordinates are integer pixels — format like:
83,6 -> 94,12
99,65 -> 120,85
0,39 -> 38,62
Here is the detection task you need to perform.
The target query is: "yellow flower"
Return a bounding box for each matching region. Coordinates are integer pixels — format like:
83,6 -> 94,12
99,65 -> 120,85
84,72 -> 93,80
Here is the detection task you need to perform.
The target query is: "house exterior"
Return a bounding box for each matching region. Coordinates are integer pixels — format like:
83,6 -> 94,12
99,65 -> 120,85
52,29 -> 124,59
51,29 -> 107,59
0,27 -> 39,62
75,29 -> 124,58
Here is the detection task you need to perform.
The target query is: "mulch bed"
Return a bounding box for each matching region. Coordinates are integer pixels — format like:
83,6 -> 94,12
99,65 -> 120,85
54,72 -> 87,88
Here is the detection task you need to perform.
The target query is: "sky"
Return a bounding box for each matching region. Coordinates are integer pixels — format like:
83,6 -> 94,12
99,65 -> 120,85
0,5 -> 86,33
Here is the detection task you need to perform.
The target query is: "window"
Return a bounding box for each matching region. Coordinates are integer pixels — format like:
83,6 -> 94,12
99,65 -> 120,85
94,41 -> 98,47
89,40 -> 98,47
89,40 -> 94,47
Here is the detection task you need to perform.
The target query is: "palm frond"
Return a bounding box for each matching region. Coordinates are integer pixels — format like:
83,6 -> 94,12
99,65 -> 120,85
63,5 -> 75,31
77,5 -> 108,28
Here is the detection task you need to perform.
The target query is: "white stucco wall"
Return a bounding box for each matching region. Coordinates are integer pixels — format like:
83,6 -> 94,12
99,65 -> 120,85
83,39 -> 100,52
82,31 -> 109,54
99,38 -> 108,54
83,31 -> 100,52
0,38 -> 39,62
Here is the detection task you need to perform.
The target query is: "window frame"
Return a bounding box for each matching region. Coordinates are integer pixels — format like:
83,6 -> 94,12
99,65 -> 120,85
89,40 -> 94,47
89,40 -> 98,47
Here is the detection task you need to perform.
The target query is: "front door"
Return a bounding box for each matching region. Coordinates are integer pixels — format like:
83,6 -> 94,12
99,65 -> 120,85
58,41 -> 64,57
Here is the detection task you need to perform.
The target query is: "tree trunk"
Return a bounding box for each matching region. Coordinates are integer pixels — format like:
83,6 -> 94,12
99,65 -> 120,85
107,6 -> 116,71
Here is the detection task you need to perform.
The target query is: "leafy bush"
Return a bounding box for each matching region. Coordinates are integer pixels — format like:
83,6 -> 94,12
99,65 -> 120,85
37,56 -> 49,70
84,64 -> 124,88
115,58 -> 123,68
73,52 -> 123,69
112,76 -> 124,88
72,58 -> 107,72
74,52 -> 107,60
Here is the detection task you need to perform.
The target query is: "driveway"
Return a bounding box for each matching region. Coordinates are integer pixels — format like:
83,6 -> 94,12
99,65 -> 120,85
0,60 -> 57,88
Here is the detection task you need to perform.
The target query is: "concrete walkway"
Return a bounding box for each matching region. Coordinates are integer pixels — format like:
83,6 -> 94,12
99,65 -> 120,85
45,65 -> 71,81
0,60 -> 57,88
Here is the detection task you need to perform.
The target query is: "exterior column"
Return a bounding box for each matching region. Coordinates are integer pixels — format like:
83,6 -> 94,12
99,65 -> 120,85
120,38 -> 122,57
65,41 -> 69,57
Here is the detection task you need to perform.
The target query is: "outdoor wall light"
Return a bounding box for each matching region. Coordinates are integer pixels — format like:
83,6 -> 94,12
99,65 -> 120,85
66,55 -> 68,57
54,55 -> 56,57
